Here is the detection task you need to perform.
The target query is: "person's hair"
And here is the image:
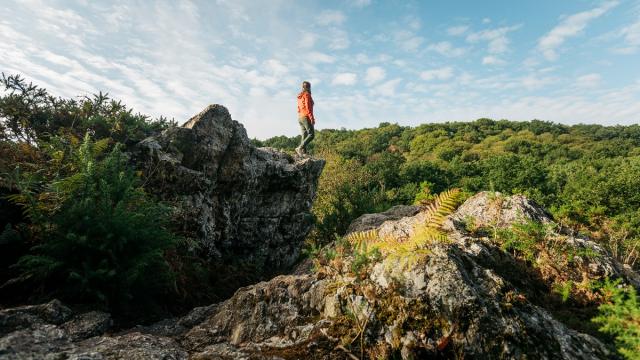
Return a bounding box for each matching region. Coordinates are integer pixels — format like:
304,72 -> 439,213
302,81 -> 311,93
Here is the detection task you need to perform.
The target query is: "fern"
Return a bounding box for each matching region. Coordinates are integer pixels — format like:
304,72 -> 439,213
345,229 -> 379,250
346,188 -> 461,267
8,135 -> 178,317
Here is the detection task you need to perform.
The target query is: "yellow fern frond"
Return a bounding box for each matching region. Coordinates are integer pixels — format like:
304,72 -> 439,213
345,229 -> 380,250
341,189 -> 462,271
419,188 -> 461,230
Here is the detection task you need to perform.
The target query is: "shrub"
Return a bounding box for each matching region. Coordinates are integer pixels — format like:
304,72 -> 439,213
0,73 -> 173,145
9,134 -> 178,316
592,279 -> 640,359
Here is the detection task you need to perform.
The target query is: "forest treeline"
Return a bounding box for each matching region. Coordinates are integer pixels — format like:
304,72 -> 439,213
255,117 -> 640,270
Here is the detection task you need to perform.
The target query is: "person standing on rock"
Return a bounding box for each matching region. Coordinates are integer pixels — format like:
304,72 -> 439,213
296,81 -> 315,156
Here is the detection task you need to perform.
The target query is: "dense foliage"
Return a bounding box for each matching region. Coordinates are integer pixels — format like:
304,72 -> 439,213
11,136 -> 178,315
593,279 -> 640,359
0,74 -> 173,145
0,75 -> 178,319
257,119 -> 640,270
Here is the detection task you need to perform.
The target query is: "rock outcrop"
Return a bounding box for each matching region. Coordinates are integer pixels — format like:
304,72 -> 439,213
2,192 -> 637,359
134,105 -> 324,282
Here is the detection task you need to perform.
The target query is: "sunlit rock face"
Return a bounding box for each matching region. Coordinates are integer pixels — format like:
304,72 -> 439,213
134,104 -> 325,280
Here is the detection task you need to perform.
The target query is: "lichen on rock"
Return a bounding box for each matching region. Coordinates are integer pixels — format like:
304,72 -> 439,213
133,104 -> 325,287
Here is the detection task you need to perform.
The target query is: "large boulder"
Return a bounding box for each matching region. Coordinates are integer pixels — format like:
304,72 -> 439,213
133,105 -> 324,282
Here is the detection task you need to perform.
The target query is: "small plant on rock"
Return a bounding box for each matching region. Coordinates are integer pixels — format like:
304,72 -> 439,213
345,188 -> 461,267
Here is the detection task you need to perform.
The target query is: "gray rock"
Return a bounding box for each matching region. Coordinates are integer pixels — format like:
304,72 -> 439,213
446,191 -> 554,230
61,311 -> 112,341
0,299 -> 73,336
2,192 -> 636,359
180,274 -> 327,350
133,104 -> 324,287
346,204 -> 421,234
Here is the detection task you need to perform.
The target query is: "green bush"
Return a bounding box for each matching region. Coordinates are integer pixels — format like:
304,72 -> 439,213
0,73 -> 173,145
592,279 -> 640,359
10,134 -> 178,316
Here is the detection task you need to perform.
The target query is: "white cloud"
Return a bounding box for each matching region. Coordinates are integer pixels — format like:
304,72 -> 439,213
317,10 -> 346,26
482,56 -> 506,65
306,51 -> 336,63
538,1 -> 619,60
372,78 -> 402,97
300,32 -> 317,48
614,17 -> 640,53
403,37 -> 424,51
482,18 -> 491,24
576,73 -> 602,88
447,25 -> 469,36
264,59 -> 288,75
420,67 -> 454,81
520,75 -> 557,90
365,66 -> 386,85
427,41 -> 466,57
332,72 -> 357,86
328,28 -> 350,50
393,30 -> 424,51
355,53 -> 371,64
466,25 -> 521,54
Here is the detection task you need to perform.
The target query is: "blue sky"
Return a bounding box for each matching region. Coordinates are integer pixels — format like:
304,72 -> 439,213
2,0 -> 639,139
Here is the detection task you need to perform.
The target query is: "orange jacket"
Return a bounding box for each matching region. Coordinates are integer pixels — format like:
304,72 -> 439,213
297,91 -> 315,123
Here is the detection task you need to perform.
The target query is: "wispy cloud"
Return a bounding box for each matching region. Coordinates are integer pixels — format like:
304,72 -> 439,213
420,67 -> 454,81
372,78 -> 402,97
466,25 -> 521,54
307,51 -> 336,63
427,41 -> 466,57
300,32 -> 317,48
575,73 -> 602,88
394,30 -> 424,52
328,28 -> 351,50
317,10 -> 346,26
482,56 -> 506,65
365,66 -> 386,85
332,72 -> 357,86
538,1 -> 619,60
447,25 -> 469,36
614,16 -> 640,53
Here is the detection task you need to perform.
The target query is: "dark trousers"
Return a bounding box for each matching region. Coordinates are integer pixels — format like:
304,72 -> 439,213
298,116 -> 315,151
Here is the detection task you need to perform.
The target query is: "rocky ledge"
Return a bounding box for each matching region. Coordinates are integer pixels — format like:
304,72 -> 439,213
133,105 -> 325,283
1,192 -> 638,359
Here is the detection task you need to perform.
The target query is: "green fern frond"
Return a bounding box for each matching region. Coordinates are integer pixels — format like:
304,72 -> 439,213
93,138 -> 110,157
